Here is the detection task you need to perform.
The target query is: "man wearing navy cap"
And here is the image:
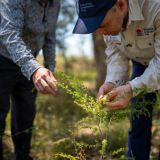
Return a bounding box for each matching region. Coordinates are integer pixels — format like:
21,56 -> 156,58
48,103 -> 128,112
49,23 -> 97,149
73,0 -> 160,159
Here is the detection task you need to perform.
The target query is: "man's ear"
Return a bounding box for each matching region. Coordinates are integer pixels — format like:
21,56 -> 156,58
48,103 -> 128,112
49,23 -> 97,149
115,0 -> 127,11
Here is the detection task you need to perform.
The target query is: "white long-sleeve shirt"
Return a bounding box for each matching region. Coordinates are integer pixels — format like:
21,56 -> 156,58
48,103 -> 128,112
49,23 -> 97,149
104,0 -> 160,96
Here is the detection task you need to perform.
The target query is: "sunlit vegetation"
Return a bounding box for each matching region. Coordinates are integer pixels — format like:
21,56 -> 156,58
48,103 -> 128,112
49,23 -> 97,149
3,55 -> 160,160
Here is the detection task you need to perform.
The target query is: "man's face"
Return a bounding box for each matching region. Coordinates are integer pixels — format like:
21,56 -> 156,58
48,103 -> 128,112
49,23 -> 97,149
96,0 -> 128,36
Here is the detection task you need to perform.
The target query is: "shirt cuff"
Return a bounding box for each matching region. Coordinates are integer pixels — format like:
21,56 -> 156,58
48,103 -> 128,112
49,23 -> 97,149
45,64 -> 55,72
21,59 -> 43,80
105,73 -> 128,87
128,78 -> 147,97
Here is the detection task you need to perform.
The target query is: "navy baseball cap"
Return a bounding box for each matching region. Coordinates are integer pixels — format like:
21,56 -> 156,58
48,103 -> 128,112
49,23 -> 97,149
73,0 -> 117,34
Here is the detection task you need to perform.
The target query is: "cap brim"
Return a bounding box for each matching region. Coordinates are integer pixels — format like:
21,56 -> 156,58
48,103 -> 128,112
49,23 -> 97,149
73,12 -> 106,34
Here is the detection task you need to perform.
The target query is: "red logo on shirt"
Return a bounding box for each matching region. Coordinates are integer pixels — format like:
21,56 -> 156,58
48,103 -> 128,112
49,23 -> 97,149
136,28 -> 142,33
136,28 -> 143,36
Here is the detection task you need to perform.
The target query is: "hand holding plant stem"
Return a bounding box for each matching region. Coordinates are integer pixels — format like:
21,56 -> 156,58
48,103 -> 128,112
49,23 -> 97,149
32,68 -> 57,95
98,83 -> 133,110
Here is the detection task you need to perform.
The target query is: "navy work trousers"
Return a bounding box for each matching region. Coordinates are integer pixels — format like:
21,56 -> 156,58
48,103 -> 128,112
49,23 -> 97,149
127,61 -> 157,160
0,55 -> 36,160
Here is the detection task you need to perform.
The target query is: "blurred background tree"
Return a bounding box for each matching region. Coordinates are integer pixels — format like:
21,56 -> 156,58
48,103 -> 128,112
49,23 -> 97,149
56,0 -> 76,70
57,0 -> 106,90
92,33 -> 106,91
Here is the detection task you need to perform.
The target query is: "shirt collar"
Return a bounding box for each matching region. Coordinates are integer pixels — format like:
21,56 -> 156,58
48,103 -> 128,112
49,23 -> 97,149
127,0 -> 145,26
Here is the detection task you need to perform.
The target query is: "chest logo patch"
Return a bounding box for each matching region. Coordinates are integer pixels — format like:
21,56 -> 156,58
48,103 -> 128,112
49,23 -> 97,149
136,28 -> 154,36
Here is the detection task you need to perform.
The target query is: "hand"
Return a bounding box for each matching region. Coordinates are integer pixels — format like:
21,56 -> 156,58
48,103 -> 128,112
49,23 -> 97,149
105,84 -> 133,110
32,67 -> 57,95
97,82 -> 116,99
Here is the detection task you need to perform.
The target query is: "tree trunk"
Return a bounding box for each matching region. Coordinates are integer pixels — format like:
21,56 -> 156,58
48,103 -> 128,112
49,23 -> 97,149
92,33 -> 107,91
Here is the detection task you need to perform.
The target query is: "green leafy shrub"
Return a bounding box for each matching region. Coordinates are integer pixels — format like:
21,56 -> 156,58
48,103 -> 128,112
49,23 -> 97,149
55,71 -> 131,159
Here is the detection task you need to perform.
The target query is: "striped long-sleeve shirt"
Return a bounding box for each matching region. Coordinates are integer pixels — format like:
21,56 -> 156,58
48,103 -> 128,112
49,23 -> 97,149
0,0 -> 60,79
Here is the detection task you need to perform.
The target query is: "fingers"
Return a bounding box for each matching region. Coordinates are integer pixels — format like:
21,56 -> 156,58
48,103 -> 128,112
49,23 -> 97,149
35,78 -> 56,95
45,75 -> 57,92
35,81 -> 44,93
97,87 -> 105,99
97,82 -> 116,100
47,71 -> 57,93
33,69 -> 58,95
41,78 -> 56,95
107,89 -> 118,102
103,85 -> 132,110
100,90 -> 120,111
104,89 -> 125,110
105,101 -> 124,110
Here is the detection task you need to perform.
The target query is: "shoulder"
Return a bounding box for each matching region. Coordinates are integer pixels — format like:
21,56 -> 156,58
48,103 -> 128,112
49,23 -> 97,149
143,0 -> 160,11
141,0 -> 160,22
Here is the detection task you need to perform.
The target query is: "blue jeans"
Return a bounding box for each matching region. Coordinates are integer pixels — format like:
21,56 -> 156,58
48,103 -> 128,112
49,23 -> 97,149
127,61 -> 157,160
0,56 -> 36,160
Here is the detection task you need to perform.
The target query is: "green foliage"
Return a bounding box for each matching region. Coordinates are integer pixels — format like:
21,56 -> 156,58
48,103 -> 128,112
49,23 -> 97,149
56,71 -> 130,124
3,67 -> 158,159
100,139 -> 108,156
54,71 -> 158,159
111,147 -> 126,157
55,71 -> 131,159
53,153 -> 78,160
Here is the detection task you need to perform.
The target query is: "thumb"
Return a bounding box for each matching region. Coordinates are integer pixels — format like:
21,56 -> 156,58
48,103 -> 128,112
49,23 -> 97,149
97,88 -> 105,99
108,89 -> 118,101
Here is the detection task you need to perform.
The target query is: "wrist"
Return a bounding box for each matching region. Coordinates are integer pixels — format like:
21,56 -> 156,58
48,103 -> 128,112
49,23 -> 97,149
104,81 -> 116,88
125,83 -> 133,97
32,67 -> 44,81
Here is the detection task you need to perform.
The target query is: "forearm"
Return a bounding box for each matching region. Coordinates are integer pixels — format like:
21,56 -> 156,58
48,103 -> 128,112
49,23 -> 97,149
105,44 -> 130,86
0,0 -> 42,79
128,58 -> 160,96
